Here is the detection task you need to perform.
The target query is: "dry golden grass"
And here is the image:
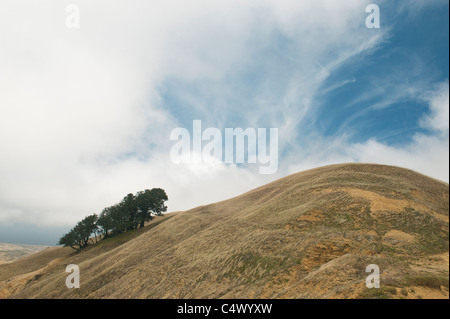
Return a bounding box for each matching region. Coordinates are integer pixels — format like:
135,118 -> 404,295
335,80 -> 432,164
0,243 -> 50,265
0,246 -> 72,282
1,163 -> 448,299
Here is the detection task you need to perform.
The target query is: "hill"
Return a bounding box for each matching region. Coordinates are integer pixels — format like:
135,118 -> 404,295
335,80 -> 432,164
1,163 -> 448,299
0,243 -> 50,265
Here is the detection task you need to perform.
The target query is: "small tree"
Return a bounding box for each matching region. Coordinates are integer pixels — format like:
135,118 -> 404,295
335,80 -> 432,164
97,207 -> 115,239
80,214 -> 98,246
58,214 -> 98,250
119,193 -> 139,231
135,188 -> 168,228
149,188 -> 168,217
58,230 -> 78,250
99,204 -> 128,236
58,187 -> 168,248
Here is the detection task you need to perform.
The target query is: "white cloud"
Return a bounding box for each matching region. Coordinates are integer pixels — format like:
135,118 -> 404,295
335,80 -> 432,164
0,0 -> 446,231
287,82 -> 449,183
420,81 -> 449,134
352,134 -> 449,182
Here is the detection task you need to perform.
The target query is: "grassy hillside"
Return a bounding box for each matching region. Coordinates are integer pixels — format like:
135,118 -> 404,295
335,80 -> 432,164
0,243 -> 50,265
1,163 -> 448,299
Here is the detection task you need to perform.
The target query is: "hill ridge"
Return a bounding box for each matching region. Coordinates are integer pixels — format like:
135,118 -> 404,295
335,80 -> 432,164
0,163 -> 448,299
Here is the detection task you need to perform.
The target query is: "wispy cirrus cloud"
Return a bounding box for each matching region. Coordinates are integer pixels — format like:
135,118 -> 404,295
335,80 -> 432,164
0,0 -> 447,237
287,82 -> 449,182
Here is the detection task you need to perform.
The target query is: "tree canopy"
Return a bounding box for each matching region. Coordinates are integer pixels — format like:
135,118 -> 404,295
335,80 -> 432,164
58,214 -> 98,250
58,188 -> 168,250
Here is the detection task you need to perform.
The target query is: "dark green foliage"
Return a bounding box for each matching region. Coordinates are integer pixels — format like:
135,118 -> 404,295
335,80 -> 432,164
58,188 -> 168,250
58,214 -> 98,250
119,193 -> 138,231
135,188 -> 168,228
97,206 -> 123,238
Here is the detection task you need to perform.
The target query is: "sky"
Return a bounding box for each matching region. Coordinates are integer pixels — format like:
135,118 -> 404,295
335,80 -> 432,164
0,0 -> 448,245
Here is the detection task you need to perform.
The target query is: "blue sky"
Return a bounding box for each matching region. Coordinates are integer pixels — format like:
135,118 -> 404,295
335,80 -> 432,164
160,0 -> 449,172
319,4 -> 449,145
0,0 -> 448,245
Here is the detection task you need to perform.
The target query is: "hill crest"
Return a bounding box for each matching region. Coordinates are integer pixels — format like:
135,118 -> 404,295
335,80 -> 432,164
1,163 -> 448,299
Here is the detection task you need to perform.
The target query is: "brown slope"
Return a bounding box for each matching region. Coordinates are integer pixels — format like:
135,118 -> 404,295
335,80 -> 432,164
0,243 -> 51,265
5,163 -> 450,299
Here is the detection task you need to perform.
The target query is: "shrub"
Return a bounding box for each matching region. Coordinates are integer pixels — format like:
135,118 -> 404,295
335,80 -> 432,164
406,274 -> 449,289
